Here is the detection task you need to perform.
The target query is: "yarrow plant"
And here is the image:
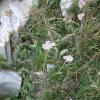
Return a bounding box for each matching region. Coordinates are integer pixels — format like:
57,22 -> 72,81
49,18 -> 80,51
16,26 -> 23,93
42,41 -> 56,51
63,55 -> 74,63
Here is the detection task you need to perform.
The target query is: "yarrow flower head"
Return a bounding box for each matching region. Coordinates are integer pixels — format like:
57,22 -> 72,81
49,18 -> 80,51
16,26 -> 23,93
63,55 -> 74,63
77,13 -> 85,21
60,0 -> 73,17
78,0 -> 86,9
42,41 -> 56,51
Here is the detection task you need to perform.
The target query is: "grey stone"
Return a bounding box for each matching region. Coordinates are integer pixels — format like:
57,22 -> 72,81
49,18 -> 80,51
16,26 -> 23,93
0,71 -> 22,96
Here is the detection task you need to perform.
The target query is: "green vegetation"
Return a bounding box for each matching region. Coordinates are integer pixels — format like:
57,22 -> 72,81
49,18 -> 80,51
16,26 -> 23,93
0,0 -> 100,100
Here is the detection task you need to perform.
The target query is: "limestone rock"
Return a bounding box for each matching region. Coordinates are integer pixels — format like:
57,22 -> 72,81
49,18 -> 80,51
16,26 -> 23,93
0,71 -> 22,96
0,0 -> 39,62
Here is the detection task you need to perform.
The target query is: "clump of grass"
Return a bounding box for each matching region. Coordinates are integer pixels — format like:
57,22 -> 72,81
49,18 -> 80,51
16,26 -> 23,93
1,0 -> 100,100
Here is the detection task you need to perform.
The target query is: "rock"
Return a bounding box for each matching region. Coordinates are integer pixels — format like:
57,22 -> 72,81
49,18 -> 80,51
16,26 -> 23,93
0,71 -> 22,96
0,0 -> 39,63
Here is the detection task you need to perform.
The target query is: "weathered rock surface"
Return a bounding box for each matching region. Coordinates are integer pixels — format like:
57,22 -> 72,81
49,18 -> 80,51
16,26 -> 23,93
0,71 -> 22,96
0,0 -> 39,62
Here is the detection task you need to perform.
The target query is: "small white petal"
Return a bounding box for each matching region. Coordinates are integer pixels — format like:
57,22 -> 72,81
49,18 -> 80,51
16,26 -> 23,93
42,41 -> 56,51
98,72 -> 100,75
43,44 -> 50,51
63,55 -> 74,62
78,0 -> 86,9
77,13 -> 85,21
51,43 -> 56,46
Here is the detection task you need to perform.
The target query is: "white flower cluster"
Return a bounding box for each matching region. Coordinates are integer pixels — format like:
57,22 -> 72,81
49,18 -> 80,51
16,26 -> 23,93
63,55 -> 74,63
77,0 -> 86,21
42,41 -> 56,51
42,40 -> 74,72
60,0 -> 73,17
60,0 -> 86,21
